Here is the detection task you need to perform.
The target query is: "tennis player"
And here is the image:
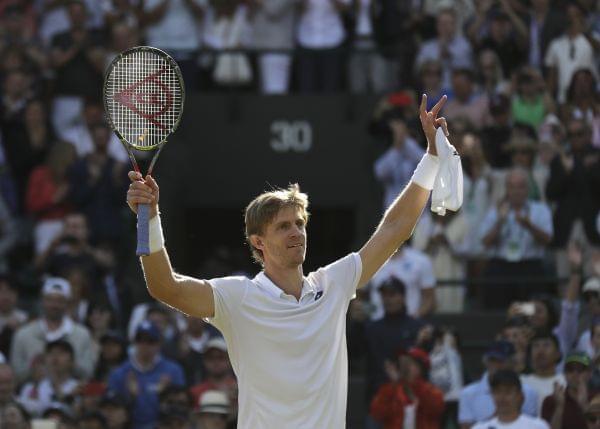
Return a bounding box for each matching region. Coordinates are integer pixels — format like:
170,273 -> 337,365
126,94 -> 450,428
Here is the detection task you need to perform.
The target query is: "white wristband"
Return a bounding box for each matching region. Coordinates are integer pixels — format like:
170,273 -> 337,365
148,214 -> 165,253
410,154 -> 439,190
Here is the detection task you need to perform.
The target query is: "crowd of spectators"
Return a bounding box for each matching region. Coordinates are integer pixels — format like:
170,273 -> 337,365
0,0 -> 599,428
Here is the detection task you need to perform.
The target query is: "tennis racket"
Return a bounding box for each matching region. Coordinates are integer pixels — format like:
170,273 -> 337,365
103,46 -> 185,256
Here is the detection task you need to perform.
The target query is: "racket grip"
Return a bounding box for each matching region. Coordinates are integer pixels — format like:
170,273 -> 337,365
136,204 -> 151,256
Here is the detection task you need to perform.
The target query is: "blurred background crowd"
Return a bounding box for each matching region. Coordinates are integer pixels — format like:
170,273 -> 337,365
0,0 -> 599,428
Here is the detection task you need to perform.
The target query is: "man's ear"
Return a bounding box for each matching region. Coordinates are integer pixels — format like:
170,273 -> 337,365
249,234 -> 263,251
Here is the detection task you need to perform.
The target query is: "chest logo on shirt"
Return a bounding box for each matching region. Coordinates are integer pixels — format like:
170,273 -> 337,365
314,291 -> 323,301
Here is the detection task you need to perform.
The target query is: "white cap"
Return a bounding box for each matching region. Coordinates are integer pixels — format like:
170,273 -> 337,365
205,337 -> 227,352
42,277 -> 71,299
196,390 -> 230,414
583,277 -> 600,294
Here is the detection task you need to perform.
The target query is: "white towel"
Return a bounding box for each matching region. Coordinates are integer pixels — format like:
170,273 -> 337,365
431,127 -> 463,216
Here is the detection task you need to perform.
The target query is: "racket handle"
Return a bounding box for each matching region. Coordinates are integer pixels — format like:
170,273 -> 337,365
136,204 -> 151,256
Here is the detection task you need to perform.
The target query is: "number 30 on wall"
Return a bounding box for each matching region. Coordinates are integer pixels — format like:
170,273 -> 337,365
270,120 -> 313,153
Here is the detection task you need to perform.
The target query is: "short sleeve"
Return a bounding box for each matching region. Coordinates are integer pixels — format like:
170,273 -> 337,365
206,276 -> 248,337
313,253 -> 362,302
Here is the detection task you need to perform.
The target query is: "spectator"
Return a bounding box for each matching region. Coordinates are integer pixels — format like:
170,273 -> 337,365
247,0 -> 297,94
140,0 -> 205,90
373,110 -> 424,210
177,316 -> 222,386
415,8 -> 473,89
429,327 -> 464,402
93,330 -> 126,383
512,67 -> 555,131
49,0 -> 106,133
0,276 -> 28,359
412,210 -> 468,313
192,389 -> 231,429
476,48 -> 510,96
521,332 -> 566,413
369,244 -> 436,319
295,0 -> 351,93
418,60 -> 449,111
458,340 -> 538,427
479,167 -> 553,308
189,337 -> 237,407
544,2 -> 598,104
472,370 -> 550,429
203,1 -> 253,90
18,340 -> 80,417
10,277 -> 97,382
577,278 -> 600,357
370,347 -> 445,429
145,304 -> 182,361
480,93 -> 513,168
560,69 -> 600,149
67,121 -> 128,245
107,320 -> 185,429
501,316 -> 533,374
546,119 -> 600,277
476,8 -> 527,78
61,98 -> 127,163
25,141 -> 76,256
444,68 -> 490,129
360,277 -> 424,408
541,351 -> 593,429
98,393 -> 130,429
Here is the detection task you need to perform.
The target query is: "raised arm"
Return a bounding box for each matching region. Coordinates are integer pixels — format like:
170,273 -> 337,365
358,95 -> 448,287
126,172 -> 215,318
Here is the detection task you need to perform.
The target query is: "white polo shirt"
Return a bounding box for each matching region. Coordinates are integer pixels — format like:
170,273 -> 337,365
208,253 -> 362,429
472,415 -> 549,429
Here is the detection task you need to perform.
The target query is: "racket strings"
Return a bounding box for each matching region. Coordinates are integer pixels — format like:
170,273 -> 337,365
105,49 -> 183,150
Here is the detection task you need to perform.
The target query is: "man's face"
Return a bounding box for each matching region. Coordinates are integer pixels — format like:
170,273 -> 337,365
91,125 -> 110,153
567,121 -> 590,152
506,172 -> 528,207
135,336 -> 161,361
531,339 -> 559,372
451,74 -> 472,100
47,347 -> 74,375
564,363 -> 591,388
203,348 -> 231,378
68,3 -> 87,28
43,293 -> 68,322
503,326 -> 529,351
492,385 -> 523,415
63,214 -> 88,243
253,206 -> 307,269
436,12 -> 456,39
194,413 -> 228,429
380,288 -> 405,315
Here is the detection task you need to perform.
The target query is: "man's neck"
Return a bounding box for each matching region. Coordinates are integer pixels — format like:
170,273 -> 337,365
534,367 -> 557,378
497,411 -> 520,423
263,265 -> 304,300
44,317 -> 63,331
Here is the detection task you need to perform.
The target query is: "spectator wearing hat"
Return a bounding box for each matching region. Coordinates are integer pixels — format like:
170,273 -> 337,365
473,370 -> 550,429
18,339 -> 80,417
10,277 -> 97,382
459,340 -> 538,427
107,320 -> 185,429
521,331 -> 566,413
98,392 -> 130,429
369,245 -> 436,319
193,389 -> 231,429
0,275 -> 28,359
370,347 -> 444,429
373,111 -> 424,210
577,277 -> 600,358
357,276 -> 425,409
189,337 -> 237,407
479,167 -> 553,308
542,351 -> 594,429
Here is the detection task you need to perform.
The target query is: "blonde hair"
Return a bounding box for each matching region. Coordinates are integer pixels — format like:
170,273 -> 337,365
244,184 -> 309,264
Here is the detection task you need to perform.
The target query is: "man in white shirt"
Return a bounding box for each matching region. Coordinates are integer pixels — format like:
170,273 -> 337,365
125,95 -> 452,428
521,332 -> 566,413
473,370 -> 549,429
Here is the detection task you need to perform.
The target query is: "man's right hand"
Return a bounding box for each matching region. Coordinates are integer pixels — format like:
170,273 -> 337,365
127,171 -> 159,219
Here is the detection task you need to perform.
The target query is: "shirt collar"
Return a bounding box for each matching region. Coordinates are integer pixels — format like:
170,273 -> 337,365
254,272 -> 316,302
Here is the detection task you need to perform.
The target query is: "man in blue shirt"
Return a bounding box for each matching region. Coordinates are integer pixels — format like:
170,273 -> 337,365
108,320 -> 185,429
459,340 -> 539,428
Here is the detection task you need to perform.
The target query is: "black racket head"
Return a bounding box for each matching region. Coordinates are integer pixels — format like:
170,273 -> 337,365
103,46 -> 185,151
